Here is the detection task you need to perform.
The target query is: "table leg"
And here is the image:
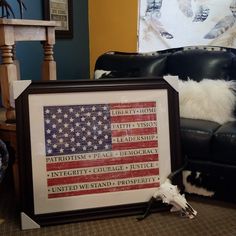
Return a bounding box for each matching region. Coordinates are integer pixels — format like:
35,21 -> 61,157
0,44 -> 18,122
42,42 -> 57,81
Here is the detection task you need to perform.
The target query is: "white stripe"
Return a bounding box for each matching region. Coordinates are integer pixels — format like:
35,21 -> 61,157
48,175 -> 160,193
112,134 -> 158,143
111,121 -> 157,130
48,161 -> 159,178
46,147 -> 159,163
110,107 -> 156,116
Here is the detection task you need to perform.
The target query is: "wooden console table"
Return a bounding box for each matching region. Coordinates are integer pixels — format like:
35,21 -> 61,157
0,19 -> 59,121
0,19 -> 59,200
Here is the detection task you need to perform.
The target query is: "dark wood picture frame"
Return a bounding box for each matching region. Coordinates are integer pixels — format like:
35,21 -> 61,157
43,0 -> 73,39
16,78 -> 182,229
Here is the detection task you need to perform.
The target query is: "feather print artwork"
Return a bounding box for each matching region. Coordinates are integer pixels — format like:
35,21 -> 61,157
204,15 -> 236,39
230,0 -> 236,17
143,0 -> 173,39
160,31 -> 174,39
209,30 -> 236,47
149,14 -> 174,39
193,5 -> 209,22
139,0 -> 236,51
177,0 -> 193,17
146,0 -> 163,17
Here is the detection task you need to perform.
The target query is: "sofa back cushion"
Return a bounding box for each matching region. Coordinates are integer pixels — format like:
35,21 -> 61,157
230,57 -> 236,79
94,52 -> 169,79
167,49 -> 236,81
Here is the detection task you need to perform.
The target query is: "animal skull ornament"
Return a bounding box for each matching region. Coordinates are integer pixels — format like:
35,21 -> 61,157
137,161 -> 197,220
0,0 -> 26,19
154,179 -> 197,218
137,179 -> 197,220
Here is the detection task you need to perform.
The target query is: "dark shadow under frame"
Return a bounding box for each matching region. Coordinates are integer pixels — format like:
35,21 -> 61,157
16,77 -> 183,227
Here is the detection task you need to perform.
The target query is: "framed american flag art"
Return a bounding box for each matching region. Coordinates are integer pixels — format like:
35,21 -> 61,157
15,78 -> 182,229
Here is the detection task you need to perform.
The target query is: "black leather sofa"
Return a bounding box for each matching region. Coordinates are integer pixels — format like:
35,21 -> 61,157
94,46 -> 236,201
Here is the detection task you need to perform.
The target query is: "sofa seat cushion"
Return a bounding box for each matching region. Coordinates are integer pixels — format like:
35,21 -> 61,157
212,121 -> 236,165
180,118 -> 220,161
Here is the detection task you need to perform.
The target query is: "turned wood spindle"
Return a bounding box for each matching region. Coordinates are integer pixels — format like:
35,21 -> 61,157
43,43 -> 54,61
42,43 -> 56,80
1,45 -> 14,64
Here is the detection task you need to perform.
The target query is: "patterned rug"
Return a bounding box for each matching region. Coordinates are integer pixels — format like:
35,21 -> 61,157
1,179 -> 236,236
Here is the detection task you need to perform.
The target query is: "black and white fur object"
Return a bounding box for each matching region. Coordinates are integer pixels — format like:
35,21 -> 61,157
183,170 -> 236,202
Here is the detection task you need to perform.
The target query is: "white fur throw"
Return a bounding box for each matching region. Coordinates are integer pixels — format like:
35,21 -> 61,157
179,79 -> 236,124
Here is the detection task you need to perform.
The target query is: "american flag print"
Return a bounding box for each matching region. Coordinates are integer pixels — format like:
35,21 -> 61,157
44,101 -> 160,199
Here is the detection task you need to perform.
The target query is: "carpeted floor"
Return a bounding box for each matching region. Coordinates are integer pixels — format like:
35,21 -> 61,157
1,175 -> 236,236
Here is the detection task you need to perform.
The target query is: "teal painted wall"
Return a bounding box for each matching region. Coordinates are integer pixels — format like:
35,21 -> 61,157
10,0 -> 90,80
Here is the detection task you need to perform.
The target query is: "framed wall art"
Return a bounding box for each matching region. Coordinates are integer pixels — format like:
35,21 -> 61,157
138,0 -> 236,52
15,78 -> 182,229
43,0 -> 73,38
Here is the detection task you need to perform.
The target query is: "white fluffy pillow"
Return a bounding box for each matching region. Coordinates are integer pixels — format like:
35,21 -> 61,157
179,79 -> 236,124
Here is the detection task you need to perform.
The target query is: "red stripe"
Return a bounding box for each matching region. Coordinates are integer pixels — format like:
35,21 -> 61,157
46,154 -> 158,171
111,114 -> 157,123
47,168 -> 159,186
112,127 -> 157,137
111,102 -> 156,109
48,182 -> 160,198
112,141 -> 158,150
